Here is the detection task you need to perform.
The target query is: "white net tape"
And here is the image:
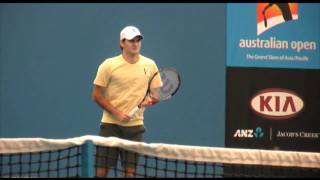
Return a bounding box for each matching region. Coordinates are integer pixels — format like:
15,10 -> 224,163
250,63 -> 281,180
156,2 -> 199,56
1,135 -> 319,169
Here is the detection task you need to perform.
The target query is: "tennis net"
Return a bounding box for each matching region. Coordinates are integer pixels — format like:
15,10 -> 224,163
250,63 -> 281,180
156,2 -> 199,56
0,135 -> 319,178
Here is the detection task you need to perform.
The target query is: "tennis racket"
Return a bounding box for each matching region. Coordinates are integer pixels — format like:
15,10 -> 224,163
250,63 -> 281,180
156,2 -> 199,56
128,67 -> 181,117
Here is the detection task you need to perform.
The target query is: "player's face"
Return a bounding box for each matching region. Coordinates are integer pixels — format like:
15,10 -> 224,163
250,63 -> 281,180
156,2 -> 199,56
121,36 -> 142,55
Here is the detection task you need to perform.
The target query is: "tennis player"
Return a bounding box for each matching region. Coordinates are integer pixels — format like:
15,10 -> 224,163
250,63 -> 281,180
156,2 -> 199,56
92,25 -> 162,178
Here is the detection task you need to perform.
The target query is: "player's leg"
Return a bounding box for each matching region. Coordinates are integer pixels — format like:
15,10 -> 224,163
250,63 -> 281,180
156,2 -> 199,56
96,146 -> 119,178
120,125 -> 146,178
120,150 -> 140,178
96,123 -> 121,178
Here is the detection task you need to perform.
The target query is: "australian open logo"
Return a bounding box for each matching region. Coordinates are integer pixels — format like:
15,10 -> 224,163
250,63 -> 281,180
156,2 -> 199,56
257,3 -> 298,35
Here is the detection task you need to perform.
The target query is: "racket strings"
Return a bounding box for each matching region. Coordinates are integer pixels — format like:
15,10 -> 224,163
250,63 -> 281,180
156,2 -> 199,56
155,68 -> 180,100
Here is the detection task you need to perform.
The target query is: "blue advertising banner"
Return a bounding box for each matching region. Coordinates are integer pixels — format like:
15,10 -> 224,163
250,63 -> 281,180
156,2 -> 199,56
227,3 -> 320,69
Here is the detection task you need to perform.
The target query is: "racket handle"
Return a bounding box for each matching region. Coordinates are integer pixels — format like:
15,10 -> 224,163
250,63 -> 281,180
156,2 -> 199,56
128,106 -> 140,117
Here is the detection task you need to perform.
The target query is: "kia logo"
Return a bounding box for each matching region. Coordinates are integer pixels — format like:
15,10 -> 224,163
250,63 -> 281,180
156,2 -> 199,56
250,88 -> 304,120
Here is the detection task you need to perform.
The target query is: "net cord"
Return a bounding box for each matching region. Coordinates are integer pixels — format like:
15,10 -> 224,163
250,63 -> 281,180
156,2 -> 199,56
1,135 -> 319,169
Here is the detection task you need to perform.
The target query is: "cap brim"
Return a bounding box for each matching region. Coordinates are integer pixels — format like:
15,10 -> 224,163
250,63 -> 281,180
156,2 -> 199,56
126,35 -> 143,40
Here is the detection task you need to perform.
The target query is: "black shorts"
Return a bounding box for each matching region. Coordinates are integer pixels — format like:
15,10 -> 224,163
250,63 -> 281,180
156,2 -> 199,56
96,123 -> 146,169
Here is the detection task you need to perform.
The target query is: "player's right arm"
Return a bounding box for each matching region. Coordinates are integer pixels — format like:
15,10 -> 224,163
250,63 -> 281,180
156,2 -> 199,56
92,85 -> 131,122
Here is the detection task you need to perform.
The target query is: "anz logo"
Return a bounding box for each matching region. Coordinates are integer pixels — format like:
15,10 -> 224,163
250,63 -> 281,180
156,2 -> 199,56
233,127 -> 264,138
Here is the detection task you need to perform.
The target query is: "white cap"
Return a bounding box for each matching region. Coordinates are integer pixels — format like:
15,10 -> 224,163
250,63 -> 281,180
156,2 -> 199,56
120,26 -> 143,41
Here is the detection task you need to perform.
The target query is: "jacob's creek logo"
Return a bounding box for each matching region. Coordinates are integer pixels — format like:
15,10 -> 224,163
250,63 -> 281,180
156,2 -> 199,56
233,127 -> 264,138
250,88 -> 304,120
276,131 -> 320,139
257,3 -> 298,36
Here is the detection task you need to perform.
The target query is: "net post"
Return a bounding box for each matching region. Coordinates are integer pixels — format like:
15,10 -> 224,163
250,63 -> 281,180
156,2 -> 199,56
81,140 -> 94,178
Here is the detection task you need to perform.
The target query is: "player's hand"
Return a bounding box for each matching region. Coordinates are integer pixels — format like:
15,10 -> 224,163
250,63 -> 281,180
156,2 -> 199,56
115,112 -> 131,122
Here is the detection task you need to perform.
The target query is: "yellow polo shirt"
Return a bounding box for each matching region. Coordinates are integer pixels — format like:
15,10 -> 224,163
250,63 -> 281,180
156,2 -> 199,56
93,54 -> 162,126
